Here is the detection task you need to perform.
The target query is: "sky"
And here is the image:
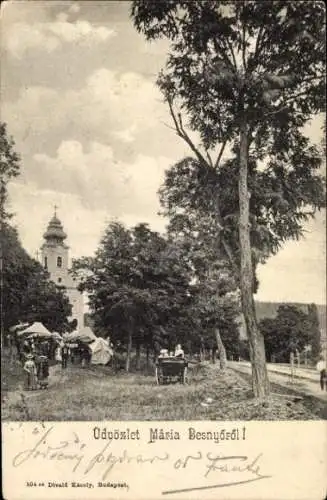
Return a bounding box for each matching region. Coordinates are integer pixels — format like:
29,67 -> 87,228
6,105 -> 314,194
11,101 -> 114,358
1,0 -> 326,305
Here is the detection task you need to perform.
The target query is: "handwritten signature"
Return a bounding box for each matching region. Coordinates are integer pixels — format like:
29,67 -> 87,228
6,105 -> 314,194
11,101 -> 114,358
11,426 -> 271,494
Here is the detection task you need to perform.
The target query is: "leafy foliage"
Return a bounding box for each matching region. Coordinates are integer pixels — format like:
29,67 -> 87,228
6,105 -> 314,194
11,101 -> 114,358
2,222 -> 72,333
160,152 -> 325,285
307,303 -> 322,362
259,305 -> 311,362
132,0 -> 326,396
132,1 -> 325,150
72,220 -> 242,366
0,123 -> 21,221
72,222 -> 194,356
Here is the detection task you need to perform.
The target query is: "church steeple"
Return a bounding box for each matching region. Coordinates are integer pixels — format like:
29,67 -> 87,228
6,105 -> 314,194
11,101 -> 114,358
40,209 -> 84,329
43,206 -> 67,245
41,208 -> 69,278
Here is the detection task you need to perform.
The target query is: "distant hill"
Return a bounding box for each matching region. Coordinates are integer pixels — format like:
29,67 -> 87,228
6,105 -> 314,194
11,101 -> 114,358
255,301 -> 326,338
238,302 -> 326,344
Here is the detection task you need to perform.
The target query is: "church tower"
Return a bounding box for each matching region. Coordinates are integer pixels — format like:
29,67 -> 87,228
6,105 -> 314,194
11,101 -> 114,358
41,209 -> 84,330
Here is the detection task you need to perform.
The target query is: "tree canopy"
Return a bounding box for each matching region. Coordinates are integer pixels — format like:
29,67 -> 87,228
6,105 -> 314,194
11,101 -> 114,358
160,153 -> 325,288
132,0 -> 326,397
132,1 -> 325,150
72,220 -> 241,370
0,122 -> 20,221
1,122 -> 73,337
259,304 -> 311,363
2,222 -> 73,333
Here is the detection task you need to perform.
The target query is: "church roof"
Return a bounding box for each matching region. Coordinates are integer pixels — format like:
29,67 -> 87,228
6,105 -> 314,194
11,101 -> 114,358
43,213 -> 67,241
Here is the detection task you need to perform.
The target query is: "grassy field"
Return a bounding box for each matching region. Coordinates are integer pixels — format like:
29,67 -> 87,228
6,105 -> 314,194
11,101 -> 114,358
2,354 -> 325,421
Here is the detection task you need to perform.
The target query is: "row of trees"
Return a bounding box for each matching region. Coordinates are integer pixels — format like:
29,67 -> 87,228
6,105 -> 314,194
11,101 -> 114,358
1,123 -> 74,339
1,2 -> 325,399
72,221 -> 241,371
131,0 -> 326,396
259,303 -> 321,363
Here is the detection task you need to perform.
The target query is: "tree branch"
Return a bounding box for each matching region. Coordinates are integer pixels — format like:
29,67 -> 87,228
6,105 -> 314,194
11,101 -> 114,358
214,120 -> 237,170
161,120 -> 177,132
206,151 -> 214,168
252,84 -> 321,119
292,73 -> 325,86
167,100 -> 208,165
214,138 -> 228,170
242,22 -> 247,73
225,38 -> 238,71
276,89 -> 316,109
213,38 -> 237,75
248,25 -> 266,74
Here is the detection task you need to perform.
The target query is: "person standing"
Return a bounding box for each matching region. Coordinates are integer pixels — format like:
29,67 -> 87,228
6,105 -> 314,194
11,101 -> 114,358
316,357 -> 327,391
174,344 -> 185,358
22,340 -> 31,356
61,344 -> 69,369
36,355 -> 49,389
55,343 -> 62,363
23,354 -> 38,391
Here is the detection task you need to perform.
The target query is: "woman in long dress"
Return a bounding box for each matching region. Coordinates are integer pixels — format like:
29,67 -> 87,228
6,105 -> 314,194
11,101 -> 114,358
55,344 -> 62,364
23,354 -> 38,390
36,355 -> 49,389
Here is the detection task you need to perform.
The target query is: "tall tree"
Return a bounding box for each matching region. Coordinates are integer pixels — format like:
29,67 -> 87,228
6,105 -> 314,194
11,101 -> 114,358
307,303 -> 321,362
72,221 -> 194,371
259,305 -> 311,362
192,270 -> 241,367
132,1 -> 325,397
1,123 -> 21,346
0,122 -> 20,221
2,222 -> 72,334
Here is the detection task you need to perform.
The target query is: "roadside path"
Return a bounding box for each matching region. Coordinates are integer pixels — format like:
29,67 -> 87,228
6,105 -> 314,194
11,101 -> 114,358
229,361 -> 327,402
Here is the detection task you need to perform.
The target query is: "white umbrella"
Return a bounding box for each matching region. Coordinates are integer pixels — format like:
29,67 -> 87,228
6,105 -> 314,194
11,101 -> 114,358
19,321 -> 52,338
9,322 -> 30,333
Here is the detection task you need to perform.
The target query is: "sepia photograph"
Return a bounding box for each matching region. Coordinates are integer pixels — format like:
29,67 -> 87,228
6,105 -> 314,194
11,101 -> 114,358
1,0 -> 326,429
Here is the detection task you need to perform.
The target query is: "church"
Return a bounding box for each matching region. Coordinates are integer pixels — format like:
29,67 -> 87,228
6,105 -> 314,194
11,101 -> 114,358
40,209 -> 84,330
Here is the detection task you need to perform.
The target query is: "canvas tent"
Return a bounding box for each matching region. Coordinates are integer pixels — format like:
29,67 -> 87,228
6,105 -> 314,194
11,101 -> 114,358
90,337 -> 113,365
64,327 -> 97,344
52,332 -> 63,344
18,322 -> 52,338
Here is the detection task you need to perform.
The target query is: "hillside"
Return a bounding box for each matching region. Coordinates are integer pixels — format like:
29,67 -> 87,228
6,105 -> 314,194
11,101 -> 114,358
237,302 -> 326,343
255,302 -> 326,339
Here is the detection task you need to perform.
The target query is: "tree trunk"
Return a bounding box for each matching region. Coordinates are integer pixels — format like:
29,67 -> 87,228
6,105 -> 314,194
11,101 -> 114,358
215,328 -> 227,370
200,339 -> 205,361
146,344 -> 150,369
239,121 -> 269,398
135,341 -> 141,371
125,328 -> 133,373
211,348 -> 217,364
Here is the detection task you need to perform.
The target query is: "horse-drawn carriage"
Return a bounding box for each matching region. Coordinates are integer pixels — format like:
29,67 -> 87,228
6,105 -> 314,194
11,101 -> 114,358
155,357 -> 188,385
